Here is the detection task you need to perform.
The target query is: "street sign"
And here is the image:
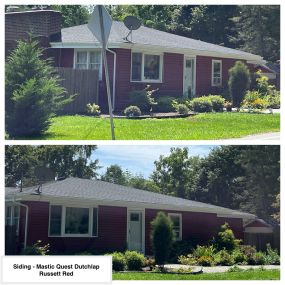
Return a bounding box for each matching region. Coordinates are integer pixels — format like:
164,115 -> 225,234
88,5 -> 112,44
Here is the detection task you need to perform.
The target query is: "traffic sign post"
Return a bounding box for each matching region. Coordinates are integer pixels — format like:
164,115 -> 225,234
88,5 -> 115,140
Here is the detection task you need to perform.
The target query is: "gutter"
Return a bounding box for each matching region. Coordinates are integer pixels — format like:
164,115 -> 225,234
106,48 -> 116,111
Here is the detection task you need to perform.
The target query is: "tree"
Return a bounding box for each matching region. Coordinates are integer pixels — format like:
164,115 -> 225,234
101,164 -> 128,185
271,193 -> 280,223
151,147 -> 200,199
5,146 -> 99,187
228,61 -> 250,107
5,37 -> 73,137
52,5 -> 90,27
151,212 -> 174,266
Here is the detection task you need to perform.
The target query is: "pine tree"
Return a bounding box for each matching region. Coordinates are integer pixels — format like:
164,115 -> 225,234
5,37 -> 73,137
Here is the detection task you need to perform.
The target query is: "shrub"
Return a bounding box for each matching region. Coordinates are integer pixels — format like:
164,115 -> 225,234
251,252 -> 266,265
197,256 -> 214,266
215,223 -> 241,251
124,251 -> 145,271
265,244 -> 280,265
192,245 -> 216,258
265,90 -> 280,109
152,96 -> 176,112
109,252 -> 126,271
151,212 -> 174,266
21,240 -> 49,255
168,239 -> 198,263
124,105 -> 142,117
5,37 -> 73,137
240,245 -> 257,264
144,257 -> 156,269
231,248 -> 247,264
129,85 -> 158,112
207,95 -> 225,112
176,104 -> 189,115
86,103 -> 101,116
178,254 -> 197,265
242,91 -> 268,110
189,96 -> 213,112
228,61 -> 251,107
214,249 -> 234,266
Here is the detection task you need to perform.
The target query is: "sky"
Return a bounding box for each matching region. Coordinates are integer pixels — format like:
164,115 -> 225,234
92,144 -> 217,178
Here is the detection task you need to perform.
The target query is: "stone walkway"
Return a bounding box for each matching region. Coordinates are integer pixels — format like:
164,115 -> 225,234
164,264 -> 280,273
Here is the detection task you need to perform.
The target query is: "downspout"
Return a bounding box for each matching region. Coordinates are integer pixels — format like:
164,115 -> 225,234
11,201 -> 29,249
106,48 -> 116,111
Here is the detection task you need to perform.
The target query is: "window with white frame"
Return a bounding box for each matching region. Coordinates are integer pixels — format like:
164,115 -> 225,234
168,213 -> 182,241
5,205 -> 20,235
49,205 -> 98,237
212,60 -> 222,86
131,52 -> 162,82
75,50 -> 102,78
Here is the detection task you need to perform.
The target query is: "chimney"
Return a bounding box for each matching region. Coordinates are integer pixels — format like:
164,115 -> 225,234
5,9 -> 62,57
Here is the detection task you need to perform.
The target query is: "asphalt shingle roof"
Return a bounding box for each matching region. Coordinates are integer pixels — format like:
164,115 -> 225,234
6,177 -> 254,218
58,21 -> 261,60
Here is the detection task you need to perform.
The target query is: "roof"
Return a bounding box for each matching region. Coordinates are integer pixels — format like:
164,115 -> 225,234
6,177 -> 255,219
51,21 -> 262,61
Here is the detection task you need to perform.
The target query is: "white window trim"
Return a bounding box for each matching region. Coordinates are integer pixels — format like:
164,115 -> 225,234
5,205 -> 20,235
168,213 -> 182,241
211,59 -> 222,87
48,204 -> 99,238
130,51 -> 163,83
73,49 -> 103,80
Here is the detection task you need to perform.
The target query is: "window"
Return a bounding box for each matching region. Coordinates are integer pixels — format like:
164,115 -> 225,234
212,60 -> 222,86
5,205 -> 20,235
131,52 -> 162,82
168,213 -> 182,241
49,205 -> 98,237
75,50 -> 102,78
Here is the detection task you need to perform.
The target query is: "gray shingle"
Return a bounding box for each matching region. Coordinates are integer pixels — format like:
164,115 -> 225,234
58,21 -> 260,59
5,177 -> 254,218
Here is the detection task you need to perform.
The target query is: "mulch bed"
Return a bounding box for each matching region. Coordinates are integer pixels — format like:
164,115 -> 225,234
101,112 -> 197,119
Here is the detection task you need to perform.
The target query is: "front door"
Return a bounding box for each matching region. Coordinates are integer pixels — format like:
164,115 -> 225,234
184,57 -> 195,98
128,210 -> 143,252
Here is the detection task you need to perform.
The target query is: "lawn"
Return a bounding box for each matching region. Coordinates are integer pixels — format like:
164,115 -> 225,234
113,269 -> 280,280
28,113 -> 279,140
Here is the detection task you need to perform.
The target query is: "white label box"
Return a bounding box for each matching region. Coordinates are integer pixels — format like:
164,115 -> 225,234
1,256 -> 112,283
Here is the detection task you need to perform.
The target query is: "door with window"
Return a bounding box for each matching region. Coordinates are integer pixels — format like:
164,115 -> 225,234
128,210 -> 143,252
184,57 -> 195,98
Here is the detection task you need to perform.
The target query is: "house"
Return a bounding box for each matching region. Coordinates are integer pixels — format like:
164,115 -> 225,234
5,9 -> 277,111
5,177 -> 274,255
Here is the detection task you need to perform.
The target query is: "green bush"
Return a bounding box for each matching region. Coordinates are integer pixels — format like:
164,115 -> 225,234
240,245 -> 257,265
197,255 -> 214,266
215,223 -> 241,251
207,95 -> 225,112
228,61 -> 251,107
193,245 -> 216,258
265,90 -> 280,109
265,244 -> 280,265
151,212 -> 174,266
86,103 -> 101,116
189,96 -> 213,112
124,105 -> 142,117
152,96 -> 176,112
214,249 -> 235,266
251,252 -> 267,265
109,252 -> 126,271
178,254 -> 197,265
5,37 -> 73,137
124,251 -> 145,271
242,91 -> 268,110
129,85 -> 158,112
231,248 -> 247,264
21,240 -> 49,255
176,104 -> 189,114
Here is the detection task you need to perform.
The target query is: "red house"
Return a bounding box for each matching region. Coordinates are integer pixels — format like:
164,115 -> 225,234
5,9 -> 277,111
5,178 -> 273,255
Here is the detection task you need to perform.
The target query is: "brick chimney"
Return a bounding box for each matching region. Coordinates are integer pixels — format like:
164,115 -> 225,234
5,10 -> 62,57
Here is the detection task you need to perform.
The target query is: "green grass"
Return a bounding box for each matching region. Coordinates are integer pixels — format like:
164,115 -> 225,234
113,269 -> 280,280
24,113 -> 280,140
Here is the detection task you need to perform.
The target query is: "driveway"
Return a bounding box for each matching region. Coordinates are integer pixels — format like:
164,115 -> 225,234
239,132 -> 280,140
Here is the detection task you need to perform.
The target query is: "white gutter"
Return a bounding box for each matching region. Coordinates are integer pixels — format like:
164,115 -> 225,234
11,201 -> 29,249
106,48 -> 116,111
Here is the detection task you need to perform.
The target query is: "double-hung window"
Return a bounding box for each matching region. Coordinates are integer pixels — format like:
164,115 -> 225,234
49,205 -> 98,237
131,52 -> 162,82
5,205 -> 20,235
168,213 -> 182,241
212,60 -> 222,86
75,50 -> 102,79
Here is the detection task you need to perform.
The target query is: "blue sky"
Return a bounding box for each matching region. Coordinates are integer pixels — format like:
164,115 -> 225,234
93,145 -> 217,178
